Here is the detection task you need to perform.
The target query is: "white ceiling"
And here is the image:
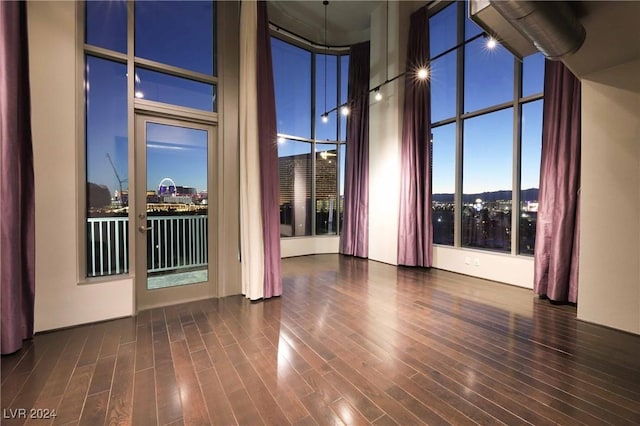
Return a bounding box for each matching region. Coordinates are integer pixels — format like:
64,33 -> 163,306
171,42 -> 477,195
268,0 -> 381,46
267,0 -> 640,78
562,1 -> 640,78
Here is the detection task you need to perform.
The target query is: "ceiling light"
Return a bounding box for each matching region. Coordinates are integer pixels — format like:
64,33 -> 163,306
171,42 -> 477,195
416,67 -> 429,80
321,0 -> 329,122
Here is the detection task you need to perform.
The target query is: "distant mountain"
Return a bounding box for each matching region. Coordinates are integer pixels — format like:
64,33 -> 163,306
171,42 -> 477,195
433,188 -> 538,203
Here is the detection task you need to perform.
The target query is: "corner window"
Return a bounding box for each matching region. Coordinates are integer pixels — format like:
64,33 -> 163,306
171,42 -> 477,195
85,56 -> 128,276
429,2 -> 544,255
462,108 -> 513,252
272,38 -> 312,139
272,36 -> 348,237
84,0 -> 217,278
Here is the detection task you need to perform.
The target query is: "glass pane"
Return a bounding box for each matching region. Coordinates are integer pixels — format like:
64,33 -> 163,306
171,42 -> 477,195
520,100 -> 543,255
278,139 -> 312,237
85,56 -> 128,277
523,53 -> 545,97
272,38 -> 312,139
135,1 -> 215,75
462,108 -> 513,252
430,3 -> 457,57
464,37 -> 514,113
86,0 -> 127,53
135,67 -> 216,112
145,123 -> 208,289
315,143 -> 338,235
432,124 -> 456,246
465,1 -> 483,39
340,55 -> 349,142
315,54 -> 338,141
430,52 -> 457,122
339,143 -> 346,233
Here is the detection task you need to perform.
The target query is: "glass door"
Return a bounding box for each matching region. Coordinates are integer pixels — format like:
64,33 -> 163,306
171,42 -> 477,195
135,115 -> 215,310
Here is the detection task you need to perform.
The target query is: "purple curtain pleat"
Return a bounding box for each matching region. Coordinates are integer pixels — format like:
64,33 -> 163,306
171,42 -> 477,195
1,0 -> 35,355
256,1 -> 281,298
397,6 -> 432,267
533,60 -> 581,303
340,41 -> 370,258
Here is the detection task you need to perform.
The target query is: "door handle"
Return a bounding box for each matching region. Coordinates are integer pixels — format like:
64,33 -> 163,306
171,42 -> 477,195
138,225 -> 153,233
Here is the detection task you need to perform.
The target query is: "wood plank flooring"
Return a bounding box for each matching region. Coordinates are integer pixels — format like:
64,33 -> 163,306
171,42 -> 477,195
2,254 -> 640,425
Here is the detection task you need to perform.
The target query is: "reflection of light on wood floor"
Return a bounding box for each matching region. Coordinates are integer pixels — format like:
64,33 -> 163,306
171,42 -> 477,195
147,269 -> 208,289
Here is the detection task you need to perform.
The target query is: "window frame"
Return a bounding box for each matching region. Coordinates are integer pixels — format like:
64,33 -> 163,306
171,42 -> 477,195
429,1 -> 544,256
271,30 -> 349,238
78,0 -> 219,281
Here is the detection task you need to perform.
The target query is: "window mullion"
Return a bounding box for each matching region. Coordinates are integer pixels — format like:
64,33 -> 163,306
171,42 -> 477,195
454,1 -> 465,248
512,59 -> 523,256
311,53 -> 317,236
126,0 -> 136,276
336,56 -> 342,235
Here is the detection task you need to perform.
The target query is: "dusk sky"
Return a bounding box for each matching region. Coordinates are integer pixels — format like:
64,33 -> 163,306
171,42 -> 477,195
86,0 -> 214,195
86,1 -> 543,200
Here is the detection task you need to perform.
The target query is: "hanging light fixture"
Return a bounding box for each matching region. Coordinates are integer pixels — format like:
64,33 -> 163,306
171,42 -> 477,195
375,0 -> 390,102
416,67 -> 429,80
486,35 -> 498,49
319,5 -> 491,119
322,0 -> 329,123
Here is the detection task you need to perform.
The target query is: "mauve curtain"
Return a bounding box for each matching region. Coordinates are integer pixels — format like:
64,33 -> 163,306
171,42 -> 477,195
397,6 -> 432,267
1,1 -> 35,355
534,60 -> 581,303
256,1 -> 281,298
340,41 -> 369,258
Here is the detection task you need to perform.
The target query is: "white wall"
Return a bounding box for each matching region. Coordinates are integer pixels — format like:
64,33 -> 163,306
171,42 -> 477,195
367,2 -> 406,265
578,59 -> 640,335
434,246 -> 534,288
281,237 -> 339,258
28,2 -> 133,332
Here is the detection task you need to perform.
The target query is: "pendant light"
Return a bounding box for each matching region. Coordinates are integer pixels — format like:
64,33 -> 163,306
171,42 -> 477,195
321,0 -> 329,123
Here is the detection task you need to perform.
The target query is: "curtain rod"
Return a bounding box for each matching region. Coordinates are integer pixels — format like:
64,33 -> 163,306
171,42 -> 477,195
269,22 -> 352,52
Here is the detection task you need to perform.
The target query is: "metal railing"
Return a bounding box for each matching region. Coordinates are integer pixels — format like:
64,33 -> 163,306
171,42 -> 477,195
87,215 -> 208,277
146,215 -> 208,274
87,217 -> 129,277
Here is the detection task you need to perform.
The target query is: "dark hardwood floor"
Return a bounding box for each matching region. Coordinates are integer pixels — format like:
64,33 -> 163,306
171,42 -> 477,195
2,254 -> 640,425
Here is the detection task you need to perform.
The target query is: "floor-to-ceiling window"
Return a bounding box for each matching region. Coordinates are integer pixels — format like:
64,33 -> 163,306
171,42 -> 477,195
429,1 -> 544,255
84,0 -> 217,278
272,35 -> 349,238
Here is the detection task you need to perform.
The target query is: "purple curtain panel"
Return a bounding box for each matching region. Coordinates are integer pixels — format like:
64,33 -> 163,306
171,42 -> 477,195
340,41 -> 370,258
1,0 -> 36,354
397,6 -> 432,267
534,60 -> 581,303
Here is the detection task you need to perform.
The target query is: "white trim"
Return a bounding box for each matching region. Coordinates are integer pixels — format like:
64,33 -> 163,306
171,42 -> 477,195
239,2 -> 265,300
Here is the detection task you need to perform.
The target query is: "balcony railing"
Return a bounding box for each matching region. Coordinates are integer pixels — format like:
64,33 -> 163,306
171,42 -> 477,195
87,215 -> 208,278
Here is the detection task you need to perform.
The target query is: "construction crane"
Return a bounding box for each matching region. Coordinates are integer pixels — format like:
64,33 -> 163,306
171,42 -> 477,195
106,153 -> 127,206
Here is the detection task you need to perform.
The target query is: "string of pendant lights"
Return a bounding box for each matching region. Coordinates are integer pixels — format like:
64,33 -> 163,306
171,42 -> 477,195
321,0 -> 329,123
318,1 -> 499,122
